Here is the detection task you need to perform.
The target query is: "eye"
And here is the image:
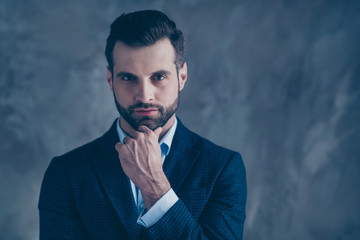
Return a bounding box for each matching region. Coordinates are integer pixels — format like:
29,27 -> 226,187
120,74 -> 136,81
152,74 -> 166,81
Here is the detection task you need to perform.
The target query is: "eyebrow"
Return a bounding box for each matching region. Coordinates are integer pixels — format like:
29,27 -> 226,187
151,70 -> 171,76
115,71 -> 136,78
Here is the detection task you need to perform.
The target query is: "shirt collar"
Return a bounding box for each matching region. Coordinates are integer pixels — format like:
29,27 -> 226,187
116,117 -> 178,157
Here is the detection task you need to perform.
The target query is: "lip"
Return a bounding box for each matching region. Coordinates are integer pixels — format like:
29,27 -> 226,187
134,108 -> 158,116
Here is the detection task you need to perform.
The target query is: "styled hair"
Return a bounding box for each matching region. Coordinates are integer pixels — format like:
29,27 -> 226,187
105,10 -> 186,73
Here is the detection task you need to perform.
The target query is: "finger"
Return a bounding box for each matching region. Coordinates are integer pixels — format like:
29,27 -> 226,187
137,126 -> 154,138
138,125 -> 151,134
153,127 -> 162,138
123,136 -> 132,144
130,131 -> 141,139
115,142 -> 123,152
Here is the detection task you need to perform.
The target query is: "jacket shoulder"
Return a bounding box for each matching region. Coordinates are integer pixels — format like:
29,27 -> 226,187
56,136 -> 103,163
187,128 -> 240,160
52,120 -> 118,168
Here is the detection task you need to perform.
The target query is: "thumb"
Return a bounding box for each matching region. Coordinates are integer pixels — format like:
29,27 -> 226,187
153,127 -> 162,139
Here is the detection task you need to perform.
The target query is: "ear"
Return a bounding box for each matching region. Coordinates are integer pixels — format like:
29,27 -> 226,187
106,66 -> 113,91
178,62 -> 188,91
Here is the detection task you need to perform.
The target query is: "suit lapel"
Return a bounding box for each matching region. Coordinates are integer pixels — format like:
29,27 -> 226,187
163,119 -> 200,191
91,121 -> 142,239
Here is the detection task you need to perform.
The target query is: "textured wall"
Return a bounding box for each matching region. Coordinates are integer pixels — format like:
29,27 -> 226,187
1,0 -> 359,239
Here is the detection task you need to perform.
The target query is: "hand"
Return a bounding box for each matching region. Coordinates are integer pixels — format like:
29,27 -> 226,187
115,125 -> 171,210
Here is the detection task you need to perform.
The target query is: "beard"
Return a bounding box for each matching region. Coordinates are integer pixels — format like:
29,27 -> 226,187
113,93 -> 179,131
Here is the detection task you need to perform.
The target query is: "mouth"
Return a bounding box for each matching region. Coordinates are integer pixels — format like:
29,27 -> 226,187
133,108 -> 158,116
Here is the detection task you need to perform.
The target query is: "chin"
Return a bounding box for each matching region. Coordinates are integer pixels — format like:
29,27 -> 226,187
136,120 -> 163,131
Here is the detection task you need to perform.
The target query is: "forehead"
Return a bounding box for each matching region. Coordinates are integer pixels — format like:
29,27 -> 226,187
112,38 -> 176,74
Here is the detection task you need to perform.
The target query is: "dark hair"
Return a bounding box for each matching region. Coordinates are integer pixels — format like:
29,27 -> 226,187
105,10 -> 185,74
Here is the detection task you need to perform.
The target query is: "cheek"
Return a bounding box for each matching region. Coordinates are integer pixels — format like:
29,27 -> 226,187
113,86 -> 131,105
158,83 -> 179,103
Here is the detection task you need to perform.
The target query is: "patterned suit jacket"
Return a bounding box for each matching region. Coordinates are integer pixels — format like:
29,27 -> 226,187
38,119 -> 247,239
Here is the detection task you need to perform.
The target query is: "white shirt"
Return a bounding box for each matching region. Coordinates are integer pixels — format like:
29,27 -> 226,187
116,117 -> 179,228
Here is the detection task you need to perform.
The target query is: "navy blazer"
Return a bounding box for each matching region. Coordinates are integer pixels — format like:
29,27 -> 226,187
39,119 -> 247,239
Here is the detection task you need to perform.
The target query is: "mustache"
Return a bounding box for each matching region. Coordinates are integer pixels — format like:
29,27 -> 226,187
128,102 -> 164,112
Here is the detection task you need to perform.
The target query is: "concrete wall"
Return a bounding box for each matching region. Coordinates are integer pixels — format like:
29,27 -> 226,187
1,0 -> 359,239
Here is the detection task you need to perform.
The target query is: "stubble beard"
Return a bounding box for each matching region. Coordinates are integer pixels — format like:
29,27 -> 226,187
113,93 -> 179,131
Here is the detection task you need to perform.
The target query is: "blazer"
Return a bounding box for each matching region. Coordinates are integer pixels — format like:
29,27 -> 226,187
38,119 -> 247,240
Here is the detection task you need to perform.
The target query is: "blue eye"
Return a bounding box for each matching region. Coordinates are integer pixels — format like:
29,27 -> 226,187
152,74 -> 165,81
120,75 -> 135,81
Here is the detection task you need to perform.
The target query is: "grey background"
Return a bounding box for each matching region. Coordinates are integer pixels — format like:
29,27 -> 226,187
1,0 -> 359,239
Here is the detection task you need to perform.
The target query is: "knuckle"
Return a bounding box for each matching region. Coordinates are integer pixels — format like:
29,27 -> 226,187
133,132 -> 141,139
139,125 -> 150,132
123,136 -> 132,143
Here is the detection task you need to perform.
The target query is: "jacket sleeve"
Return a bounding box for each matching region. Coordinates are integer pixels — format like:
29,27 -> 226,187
143,152 -> 247,240
38,157 -> 87,240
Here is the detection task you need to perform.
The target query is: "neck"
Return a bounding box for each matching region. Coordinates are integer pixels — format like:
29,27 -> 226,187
159,114 -> 176,139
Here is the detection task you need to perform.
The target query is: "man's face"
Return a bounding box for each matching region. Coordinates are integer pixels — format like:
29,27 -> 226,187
107,38 -> 187,131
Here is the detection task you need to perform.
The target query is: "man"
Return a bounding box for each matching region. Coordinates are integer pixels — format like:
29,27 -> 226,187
38,10 -> 247,240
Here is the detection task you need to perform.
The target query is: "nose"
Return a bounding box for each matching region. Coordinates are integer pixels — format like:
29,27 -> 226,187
135,79 -> 154,102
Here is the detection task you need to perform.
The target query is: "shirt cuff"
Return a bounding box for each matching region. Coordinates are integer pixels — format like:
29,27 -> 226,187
137,188 -> 179,228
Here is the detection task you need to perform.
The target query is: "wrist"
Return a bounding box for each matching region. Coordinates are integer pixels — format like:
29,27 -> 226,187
142,179 -> 171,210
